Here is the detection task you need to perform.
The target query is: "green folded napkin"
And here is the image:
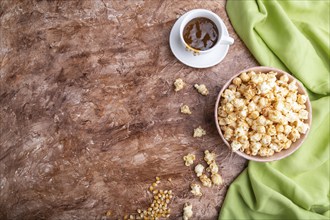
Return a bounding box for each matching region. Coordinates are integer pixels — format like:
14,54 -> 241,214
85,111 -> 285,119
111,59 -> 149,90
219,1 -> 330,219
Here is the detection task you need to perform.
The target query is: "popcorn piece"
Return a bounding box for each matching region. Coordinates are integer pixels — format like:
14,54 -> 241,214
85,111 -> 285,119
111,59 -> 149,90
284,124 -> 292,135
231,140 -> 242,151
199,174 -> 212,187
256,115 -> 267,126
296,120 -> 309,134
258,81 -> 272,94
211,173 -> 223,186
174,78 -> 185,92
298,109 -> 309,119
250,133 -> 262,142
233,77 -> 242,86
181,105 -> 192,115
237,135 -> 248,143
288,80 -> 298,91
228,84 -> 237,91
194,84 -> 209,96
297,94 -> 307,104
204,150 -> 216,165
283,140 -> 292,149
233,98 -> 245,109
261,135 -> 272,146
206,161 -> 219,174
183,153 -> 196,166
240,72 -> 250,82
225,103 -> 234,113
267,125 -> 277,136
194,164 -> 204,177
222,89 -> 236,102
280,74 -> 289,83
249,111 -> 259,119
190,183 -> 202,196
193,126 -> 206,138
251,142 -> 262,155
289,128 -> 301,142
223,127 -> 234,140
183,203 -> 193,220
276,124 -> 284,133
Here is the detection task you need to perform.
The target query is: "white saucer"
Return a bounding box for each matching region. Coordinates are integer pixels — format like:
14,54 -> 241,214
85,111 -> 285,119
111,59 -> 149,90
169,12 -> 230,69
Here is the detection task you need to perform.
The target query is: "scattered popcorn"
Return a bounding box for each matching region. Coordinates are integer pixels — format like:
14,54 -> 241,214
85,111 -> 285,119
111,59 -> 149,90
190,183 -> 202,196
199,174 -> 212,187
183,203 -> 193,220
206,161 -> 219,174
211,173 -> 223,186
194,84 -> 209,95
180,105 -> 192,115
218,71 -> 310,157
204,150 -> 216,165
193,126 -> 206,138
194,164 -> 204,177
183,153 -> 196,166
174,78 -> 185,92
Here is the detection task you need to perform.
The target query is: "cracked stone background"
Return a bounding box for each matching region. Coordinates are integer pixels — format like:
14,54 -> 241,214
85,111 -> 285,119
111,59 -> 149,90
0,0 -> 258,219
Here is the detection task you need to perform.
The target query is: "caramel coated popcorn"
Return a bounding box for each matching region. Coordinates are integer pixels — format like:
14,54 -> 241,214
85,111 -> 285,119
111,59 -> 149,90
180,105 -> 192,115
193,126 -> 206,138
183,153 -> 196,166
218,71 -> 309,157
174,78 -> 185,92
194,84 -> 209,95
183,203 -> 193,220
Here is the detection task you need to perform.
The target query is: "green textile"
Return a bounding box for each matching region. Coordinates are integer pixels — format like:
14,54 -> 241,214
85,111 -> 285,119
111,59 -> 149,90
219,1 -> 330,220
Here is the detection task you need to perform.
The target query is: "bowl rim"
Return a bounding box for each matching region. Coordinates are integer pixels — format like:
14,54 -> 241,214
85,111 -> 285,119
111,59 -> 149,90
214,66 -> 313,162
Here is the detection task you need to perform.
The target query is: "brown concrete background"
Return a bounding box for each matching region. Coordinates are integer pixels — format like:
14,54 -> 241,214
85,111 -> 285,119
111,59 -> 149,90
0,0 -> 258,219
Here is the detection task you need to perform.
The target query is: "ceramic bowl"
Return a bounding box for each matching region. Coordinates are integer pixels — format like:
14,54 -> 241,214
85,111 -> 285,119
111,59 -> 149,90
214,66 -> 312,162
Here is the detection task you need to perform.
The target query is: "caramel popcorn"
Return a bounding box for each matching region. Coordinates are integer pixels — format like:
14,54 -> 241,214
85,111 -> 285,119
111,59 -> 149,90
193,126 -> 206,138
180,105 -> 192,115
174,78 -> 185,92
199,174 -> 212,187
211,173 -> 223,186
204,150 -> 216,165
218,71 -> 310,157
183,153 -> 196,166
194,84 -> 209,95
194,164 -> 204,177
183,203 -> 193,220
190,183 -> 202,196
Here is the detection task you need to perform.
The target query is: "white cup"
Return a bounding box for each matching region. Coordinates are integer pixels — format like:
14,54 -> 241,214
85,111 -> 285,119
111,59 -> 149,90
180,9 -> 234,55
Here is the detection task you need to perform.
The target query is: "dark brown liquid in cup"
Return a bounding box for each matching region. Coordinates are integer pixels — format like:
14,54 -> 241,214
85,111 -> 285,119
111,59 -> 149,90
183,17 -> 219,51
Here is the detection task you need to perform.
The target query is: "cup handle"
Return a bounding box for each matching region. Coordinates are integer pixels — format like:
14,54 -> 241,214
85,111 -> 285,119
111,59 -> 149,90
220,36 -> 234,45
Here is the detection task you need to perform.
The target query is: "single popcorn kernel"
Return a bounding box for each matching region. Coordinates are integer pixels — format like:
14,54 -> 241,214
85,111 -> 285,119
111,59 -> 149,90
233,77 -> 242,86
206,161 -> 219,174
193,126 -> 206,138
194,84 -> 209,95
180,105 -> 192,115
240,72 -> 250,82
199,174 -> 212,187
183,153 -> 196,166
174,78 -> 185,92
194,164 -> 204,177
183,203 -> 193,220
218,71 -> 309,157
190,183 -> 202,196
204,150 -> 216,165
211,173 -> 223,186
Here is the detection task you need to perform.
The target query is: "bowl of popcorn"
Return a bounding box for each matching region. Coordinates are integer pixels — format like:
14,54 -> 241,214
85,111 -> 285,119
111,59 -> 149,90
215,66 -> 312,162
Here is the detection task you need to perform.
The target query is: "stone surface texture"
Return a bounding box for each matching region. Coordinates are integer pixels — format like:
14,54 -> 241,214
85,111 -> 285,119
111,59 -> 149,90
0,0 -> 258,219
